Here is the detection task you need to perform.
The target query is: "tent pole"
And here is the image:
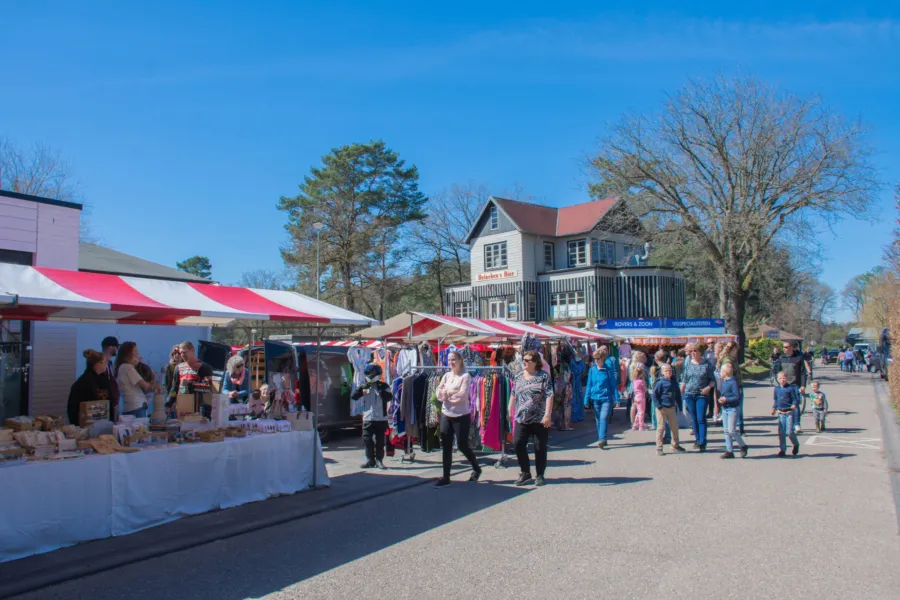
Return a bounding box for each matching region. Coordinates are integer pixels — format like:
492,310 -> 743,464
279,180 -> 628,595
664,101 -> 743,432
312,326 -> 321,489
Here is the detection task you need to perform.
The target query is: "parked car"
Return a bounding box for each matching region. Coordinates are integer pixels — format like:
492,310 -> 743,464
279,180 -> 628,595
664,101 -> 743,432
825,349 -> 840,364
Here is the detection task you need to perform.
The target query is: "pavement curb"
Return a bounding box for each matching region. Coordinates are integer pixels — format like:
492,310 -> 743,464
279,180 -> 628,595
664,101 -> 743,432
871,377 -> 900,534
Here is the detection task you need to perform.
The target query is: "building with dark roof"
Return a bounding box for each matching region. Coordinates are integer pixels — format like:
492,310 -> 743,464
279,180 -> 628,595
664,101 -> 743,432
445,196 -> 686,323
78,243 -> 211,283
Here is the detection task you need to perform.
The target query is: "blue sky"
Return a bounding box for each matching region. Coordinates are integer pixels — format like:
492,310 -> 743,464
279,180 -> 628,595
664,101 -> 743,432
2,1 -> 898,321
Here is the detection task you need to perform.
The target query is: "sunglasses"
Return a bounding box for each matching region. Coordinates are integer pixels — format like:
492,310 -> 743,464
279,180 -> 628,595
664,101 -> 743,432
523,358 -> 536,363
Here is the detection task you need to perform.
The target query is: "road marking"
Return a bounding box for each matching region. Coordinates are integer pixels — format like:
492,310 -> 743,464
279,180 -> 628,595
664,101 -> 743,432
805,435 -> 882,450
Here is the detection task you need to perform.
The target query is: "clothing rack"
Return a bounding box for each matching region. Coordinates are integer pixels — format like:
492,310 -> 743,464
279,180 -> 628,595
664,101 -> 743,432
398,364 -> 512,468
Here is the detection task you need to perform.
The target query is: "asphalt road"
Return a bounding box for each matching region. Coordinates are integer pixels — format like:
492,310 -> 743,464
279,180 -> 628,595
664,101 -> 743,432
11,365 -> 899,600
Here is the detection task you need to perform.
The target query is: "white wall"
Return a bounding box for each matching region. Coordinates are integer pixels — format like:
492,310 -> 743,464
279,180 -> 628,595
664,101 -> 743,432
30,322 -> 78,417
35,203 -> 80,269
74,324 -> 212,380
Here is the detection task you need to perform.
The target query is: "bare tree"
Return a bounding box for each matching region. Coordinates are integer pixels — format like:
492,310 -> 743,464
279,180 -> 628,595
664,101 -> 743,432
0,135 -> 94,242
590,76 -> 878,350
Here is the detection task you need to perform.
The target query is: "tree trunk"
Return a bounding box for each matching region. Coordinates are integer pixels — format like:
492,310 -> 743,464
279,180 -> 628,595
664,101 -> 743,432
725,280 -> 748,363
341,264 -> 354,311
718,275 -> 727,319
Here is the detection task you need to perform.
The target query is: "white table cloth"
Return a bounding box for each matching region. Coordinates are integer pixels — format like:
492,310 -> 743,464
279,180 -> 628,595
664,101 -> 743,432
0,431 -> 329,562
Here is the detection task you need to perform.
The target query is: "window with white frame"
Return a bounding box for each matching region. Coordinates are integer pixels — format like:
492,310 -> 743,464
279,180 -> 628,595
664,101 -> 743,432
550,290 -> 586,319
484,241 -> 507,270
543,242 -> 554,270
454,301 -> 473,318
591,239 -> 616,265
567,239 -> 587,268
489,206 -> 499,230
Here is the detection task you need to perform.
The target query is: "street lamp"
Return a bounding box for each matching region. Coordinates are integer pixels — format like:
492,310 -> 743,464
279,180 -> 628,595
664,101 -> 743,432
312,222 -> 324,300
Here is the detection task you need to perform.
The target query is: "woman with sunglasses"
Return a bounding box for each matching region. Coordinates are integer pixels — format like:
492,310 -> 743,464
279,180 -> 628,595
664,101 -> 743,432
680,342 -> 716,451
509,350 -> 554,486
433,351 -> 482,489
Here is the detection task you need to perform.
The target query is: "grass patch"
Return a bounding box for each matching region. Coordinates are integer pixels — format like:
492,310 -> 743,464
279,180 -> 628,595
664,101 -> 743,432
742,364 -> 770,381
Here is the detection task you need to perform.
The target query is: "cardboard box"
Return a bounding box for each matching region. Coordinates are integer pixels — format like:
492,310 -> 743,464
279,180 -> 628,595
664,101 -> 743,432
286,411 -> 313,432
175,394 -> 196,418
79,400 -> 109,427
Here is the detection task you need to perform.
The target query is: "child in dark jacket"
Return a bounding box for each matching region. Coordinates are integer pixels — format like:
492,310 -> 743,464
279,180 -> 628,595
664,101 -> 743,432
771,371 -> 801,457
717,363 -> 748,459
652,364 -> 686,456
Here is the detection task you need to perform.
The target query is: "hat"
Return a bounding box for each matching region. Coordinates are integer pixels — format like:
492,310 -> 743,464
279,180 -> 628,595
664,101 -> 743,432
101,336 -> 120,349
363,364 -> 383,382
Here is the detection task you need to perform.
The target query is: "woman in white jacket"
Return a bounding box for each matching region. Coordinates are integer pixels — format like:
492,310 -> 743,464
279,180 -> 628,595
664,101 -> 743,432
433,351 -> 482,489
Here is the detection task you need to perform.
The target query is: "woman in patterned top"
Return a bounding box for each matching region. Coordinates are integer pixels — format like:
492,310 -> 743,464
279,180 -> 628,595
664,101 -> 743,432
509,350 -> 554,487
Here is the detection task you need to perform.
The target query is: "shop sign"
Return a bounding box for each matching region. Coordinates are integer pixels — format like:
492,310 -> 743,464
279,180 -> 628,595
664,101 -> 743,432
765,330 -> 781,339
667,319 -> 725,329
596,319 -> 662,329
476,270 -> 517,282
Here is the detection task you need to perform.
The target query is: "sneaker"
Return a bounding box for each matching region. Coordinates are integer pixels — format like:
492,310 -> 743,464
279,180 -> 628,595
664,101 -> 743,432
672,445 -> 686,453
792,443 -> 800,456
597,440 -> 607,449
375,459 -> 386,470
794,427 -> 802,434
515,473 -> 533,486
740,445 -> 749,458
777,450 -> 786,457
535,475 -> 546,487
468,469 -> 482,482
657,448 -> 665,456
433,478 -> 451,489
692,443 -> 700,449
720,452 -> 735,459
360,461 -> 376,469
698,445 -> 707,453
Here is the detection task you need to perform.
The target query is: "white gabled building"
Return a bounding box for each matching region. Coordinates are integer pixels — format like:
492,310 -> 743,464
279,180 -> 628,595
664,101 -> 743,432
444,196 -> 686,323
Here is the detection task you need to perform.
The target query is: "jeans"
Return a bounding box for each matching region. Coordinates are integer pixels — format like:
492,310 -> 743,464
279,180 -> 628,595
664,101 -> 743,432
777,413 -> 800,452
514,421 -> 549,477
592,399 -> 613,442
363,419 -> 387,463
813,409 -> 826,430
792,407 -> 802,431
684,393 -> 709,446
736,391 -> 745,431
123,406 -> 147,418
721,406 -> 746,453
439,413 -> 480,479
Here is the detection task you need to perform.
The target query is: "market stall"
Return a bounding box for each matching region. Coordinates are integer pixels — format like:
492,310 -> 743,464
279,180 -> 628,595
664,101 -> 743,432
0,263 -> 379,562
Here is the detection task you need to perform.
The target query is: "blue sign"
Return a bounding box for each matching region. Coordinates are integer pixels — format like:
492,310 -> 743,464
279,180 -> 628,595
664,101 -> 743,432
596,319 -> 662,329
765,330 -> 781,339
668,319 -> 725,329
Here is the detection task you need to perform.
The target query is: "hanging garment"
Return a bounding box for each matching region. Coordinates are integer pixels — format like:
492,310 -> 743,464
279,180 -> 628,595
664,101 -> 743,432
372,348 -> 391,381
348,346 -> 374,395
570,358 -> 586,422
482,375 -> 503,450
395,348 -> 418,377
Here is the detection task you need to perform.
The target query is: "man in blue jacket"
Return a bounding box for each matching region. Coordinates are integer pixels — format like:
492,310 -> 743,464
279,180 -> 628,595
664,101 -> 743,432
584,346 -> 617,449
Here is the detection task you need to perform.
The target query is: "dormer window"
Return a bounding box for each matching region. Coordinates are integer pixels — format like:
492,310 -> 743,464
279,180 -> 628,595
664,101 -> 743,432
489,205 -> 499,230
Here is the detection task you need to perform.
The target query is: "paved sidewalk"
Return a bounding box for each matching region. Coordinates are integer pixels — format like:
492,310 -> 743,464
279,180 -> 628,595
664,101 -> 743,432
6,366 -> 899,600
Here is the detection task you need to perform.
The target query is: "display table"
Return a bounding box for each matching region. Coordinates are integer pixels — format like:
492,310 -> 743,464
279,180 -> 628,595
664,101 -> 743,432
0,430 -> 329,563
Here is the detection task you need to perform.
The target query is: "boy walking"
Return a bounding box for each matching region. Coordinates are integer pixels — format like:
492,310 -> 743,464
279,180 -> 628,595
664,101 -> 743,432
771,371 -> 801,457
350,364 -> 393,469
652,364 -> 686,456
717,362 -> 748,458
808,381 -> 828,432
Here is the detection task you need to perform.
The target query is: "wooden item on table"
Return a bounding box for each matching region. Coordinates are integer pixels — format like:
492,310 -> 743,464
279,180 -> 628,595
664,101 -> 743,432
79,400 -> 109,427
4,417 -> 34,431
35,415 -> 65,431
285,411 -> 313,432
197,430 -> 224,443
89,433 -> 141,454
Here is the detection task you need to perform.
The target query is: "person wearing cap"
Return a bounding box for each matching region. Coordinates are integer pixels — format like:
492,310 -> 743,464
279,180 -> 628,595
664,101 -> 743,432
350,364 -> 393,469
101,336 -> 121,420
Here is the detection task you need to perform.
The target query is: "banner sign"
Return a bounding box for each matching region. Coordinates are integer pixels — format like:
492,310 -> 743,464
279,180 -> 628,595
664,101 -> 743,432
596,318 -> 724,330
596,319 -> 662,329
476,270 -> 517,282
667,319 -> 725,329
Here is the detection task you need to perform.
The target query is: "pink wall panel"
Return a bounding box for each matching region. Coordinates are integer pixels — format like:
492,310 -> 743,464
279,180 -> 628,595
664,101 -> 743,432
0,197 -> 38,254
35,203 -> 80,269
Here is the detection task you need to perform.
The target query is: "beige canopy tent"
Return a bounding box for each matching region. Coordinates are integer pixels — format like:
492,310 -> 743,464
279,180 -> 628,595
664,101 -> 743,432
748,324 -> 803,342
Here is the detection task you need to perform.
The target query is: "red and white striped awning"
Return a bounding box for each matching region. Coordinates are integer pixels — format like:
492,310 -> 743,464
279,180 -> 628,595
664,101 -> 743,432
351,312 -> 613,342
0,264 -> 378,327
